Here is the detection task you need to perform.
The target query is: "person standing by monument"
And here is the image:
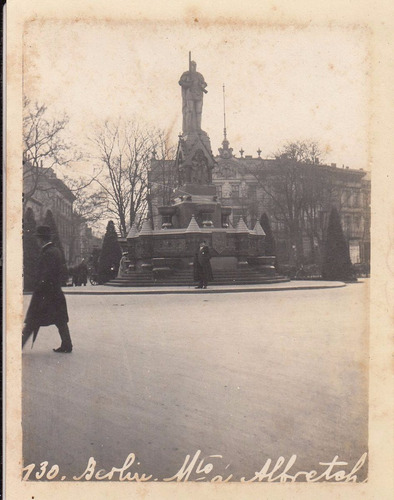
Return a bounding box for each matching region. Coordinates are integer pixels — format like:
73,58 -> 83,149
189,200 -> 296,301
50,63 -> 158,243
179,57 -> 208,133
22,225 -> 73,353
194,240 -> 213,289
117,252 -> 129,278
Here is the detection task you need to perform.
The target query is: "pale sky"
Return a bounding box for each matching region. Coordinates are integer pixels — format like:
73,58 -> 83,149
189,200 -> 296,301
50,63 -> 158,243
24,20 -> 370,175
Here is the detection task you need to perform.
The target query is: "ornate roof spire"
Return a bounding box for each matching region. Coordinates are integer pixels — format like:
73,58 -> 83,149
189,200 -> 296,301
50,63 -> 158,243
223,84 -> 227,142
186,215 -> 201,232
218,84 -> 233,159
139,219 -> 153,235
236,217 -> 250,233
127,223 -> 139,239
253,220 -> 266,236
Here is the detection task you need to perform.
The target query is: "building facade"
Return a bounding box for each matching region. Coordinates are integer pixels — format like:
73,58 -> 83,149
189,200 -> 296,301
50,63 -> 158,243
148,137 -> 371,267
211,139 -> 370,266
24,164 -> 76,262
23,163 -> 102,265
72,217 -> 103,264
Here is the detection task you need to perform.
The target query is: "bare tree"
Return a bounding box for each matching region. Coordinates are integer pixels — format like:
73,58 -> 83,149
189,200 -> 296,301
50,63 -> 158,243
147,131 -> 177,228
92,120 -> 175,237
299,165 -> 339,263
62,175 -> 107,263
248,140 -> 339,264
275,139 -> 324,164
92,121 -> 132,237
125,123 -> 156,230
23,98 -> 80,208
64,177 -> 106,227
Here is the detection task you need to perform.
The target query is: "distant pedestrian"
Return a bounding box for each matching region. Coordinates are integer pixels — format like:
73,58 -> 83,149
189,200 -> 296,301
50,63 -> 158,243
117,252 -> 129,278
70,265 -> 79,286
22,225 -> 73,353
78,259 -> 88,286
194,240 -> 213,289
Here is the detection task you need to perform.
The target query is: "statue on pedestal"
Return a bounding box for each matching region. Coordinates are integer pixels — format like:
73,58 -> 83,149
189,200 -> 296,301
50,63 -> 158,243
191,149 -> 210,184
179,58 -> 207,133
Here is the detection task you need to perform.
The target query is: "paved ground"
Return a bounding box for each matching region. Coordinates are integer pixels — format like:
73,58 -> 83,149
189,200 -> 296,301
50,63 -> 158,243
52,280 -> 346,295
22,281 -> 369,482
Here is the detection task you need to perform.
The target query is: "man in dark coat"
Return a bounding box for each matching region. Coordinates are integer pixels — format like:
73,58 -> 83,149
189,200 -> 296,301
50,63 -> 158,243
70,265 -> 79,286
78,259 -> 88,286
22,225 -> 73,353
193,240 -> 213,289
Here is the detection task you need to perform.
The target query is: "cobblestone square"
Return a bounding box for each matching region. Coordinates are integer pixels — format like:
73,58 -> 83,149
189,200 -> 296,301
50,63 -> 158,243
22,283 -> 369,482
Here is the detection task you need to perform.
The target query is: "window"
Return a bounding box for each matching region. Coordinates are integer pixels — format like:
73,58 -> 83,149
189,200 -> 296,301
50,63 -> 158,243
342,190 -> 352,207
344,215 -> 351,233
248,185 -> 257,200
232,184 -> 239,198
349,243 -> 360,264
232,209 -> 243,226
216,185 -> 222,198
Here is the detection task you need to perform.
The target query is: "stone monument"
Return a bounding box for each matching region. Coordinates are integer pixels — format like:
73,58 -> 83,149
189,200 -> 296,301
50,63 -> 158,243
179,59 -> 207,134
114,56 -> 281,285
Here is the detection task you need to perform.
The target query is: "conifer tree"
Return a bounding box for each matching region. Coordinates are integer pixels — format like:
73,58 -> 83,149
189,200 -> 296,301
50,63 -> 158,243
322,208 -> 354,281
98,220 -> 122,283
260,213 -> 276,256
23,208 -> 39,291
260,212 -> 279,269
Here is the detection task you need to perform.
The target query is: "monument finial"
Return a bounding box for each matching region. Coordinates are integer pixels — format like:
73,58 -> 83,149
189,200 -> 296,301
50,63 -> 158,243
223,84 -> 227,141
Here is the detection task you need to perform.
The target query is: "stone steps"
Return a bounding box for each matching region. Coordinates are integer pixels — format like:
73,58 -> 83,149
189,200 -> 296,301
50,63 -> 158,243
107,268 -> 287,287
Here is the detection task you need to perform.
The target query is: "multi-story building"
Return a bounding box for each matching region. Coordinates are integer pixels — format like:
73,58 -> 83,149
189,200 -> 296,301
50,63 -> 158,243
211,138 -> 370,265
72,217 -> 103,263
149,136 -> 371,266
24,163 -> 76,262
23,163 -> 102,264
148,154 -> 178,231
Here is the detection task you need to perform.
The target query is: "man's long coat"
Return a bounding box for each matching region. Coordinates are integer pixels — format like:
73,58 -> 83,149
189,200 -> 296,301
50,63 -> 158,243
25,242 -> 69,328
193,245 -> 213,282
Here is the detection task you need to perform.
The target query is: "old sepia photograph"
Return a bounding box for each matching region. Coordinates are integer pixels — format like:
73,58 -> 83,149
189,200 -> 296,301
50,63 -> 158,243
4,1 -> 394,499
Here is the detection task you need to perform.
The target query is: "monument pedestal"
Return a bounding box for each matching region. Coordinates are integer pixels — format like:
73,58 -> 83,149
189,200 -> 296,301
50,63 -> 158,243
111,57 -> 285,285
123,218 -> 272,273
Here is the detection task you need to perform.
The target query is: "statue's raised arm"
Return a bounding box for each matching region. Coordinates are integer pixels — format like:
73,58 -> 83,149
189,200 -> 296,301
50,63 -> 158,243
179,60 -> 207,133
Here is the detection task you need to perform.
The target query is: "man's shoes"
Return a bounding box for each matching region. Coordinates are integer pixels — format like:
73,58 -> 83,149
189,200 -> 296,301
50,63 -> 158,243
195,286 -> 203,289
53,347 -> 72,353
203,286 -> 207,289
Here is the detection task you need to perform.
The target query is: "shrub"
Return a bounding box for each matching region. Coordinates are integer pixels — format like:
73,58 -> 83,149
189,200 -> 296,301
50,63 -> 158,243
98,221 -> 122,283
322,208 -> 355,281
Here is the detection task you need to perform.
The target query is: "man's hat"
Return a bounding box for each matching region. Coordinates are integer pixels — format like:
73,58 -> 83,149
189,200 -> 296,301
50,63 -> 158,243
35,225 -> 52,238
